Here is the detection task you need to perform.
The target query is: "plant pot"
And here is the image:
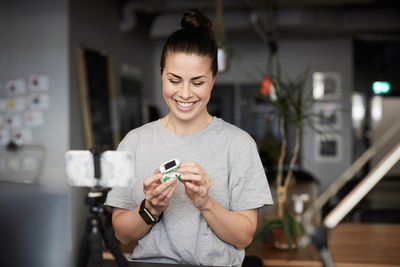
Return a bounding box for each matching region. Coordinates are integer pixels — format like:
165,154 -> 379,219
271,227 -> 297,250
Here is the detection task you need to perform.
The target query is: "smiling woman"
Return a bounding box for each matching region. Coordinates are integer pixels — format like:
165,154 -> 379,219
104,8 -> 272,267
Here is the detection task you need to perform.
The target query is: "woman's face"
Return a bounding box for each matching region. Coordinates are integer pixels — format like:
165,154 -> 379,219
161,52 -> 216,123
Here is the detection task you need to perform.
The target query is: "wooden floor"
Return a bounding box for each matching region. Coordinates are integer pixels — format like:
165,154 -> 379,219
245,239 -> 322,267
246,223 -> 400,267
329,223 -> 400,266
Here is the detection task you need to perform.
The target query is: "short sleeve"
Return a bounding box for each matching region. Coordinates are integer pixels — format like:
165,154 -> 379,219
104,132 -> 138,210
228,134 -> 273,210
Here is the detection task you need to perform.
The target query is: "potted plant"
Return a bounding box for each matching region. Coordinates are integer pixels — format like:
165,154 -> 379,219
248,57 -> 315,258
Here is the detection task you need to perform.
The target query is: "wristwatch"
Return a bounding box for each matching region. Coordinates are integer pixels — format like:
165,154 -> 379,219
138,199 -> 163,225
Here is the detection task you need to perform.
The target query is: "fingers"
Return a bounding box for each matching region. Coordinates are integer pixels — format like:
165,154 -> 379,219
178,168 -> 210,187
143,172 -> 176,199
183,181 -> 200,193
146,177 -> 177,206
149,182 -> 177,206
143,173 -> 162,189
150,177 -> 177,198
179,173 -> 202,183
178,162 -> 201,175
178,162 -> 204,181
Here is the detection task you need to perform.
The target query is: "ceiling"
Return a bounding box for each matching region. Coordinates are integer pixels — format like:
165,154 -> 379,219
112,0 -> 400,95
116,0 -> 400,40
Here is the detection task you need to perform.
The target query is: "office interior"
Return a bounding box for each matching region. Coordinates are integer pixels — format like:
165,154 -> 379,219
0,0 -> 399,266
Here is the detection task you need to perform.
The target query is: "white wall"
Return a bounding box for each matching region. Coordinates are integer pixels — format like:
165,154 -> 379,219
280,38 -> 353,191
0,0 -> 69,190
371,96 -> 400,176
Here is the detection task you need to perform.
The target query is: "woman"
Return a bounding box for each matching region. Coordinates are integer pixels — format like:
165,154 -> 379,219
105,8 -> 272,266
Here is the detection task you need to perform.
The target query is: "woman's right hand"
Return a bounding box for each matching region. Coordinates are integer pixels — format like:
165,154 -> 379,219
142,168 -> 177,217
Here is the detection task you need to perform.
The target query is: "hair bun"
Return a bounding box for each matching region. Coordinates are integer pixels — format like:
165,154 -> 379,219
181,8 -> 212,30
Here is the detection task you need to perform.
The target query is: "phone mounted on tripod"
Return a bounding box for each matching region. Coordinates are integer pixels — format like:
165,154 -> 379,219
65,148 -> 134,267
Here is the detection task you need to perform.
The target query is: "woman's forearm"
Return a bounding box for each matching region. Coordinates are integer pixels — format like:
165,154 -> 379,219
112,206 -> 152,244
200,197 -> 258,249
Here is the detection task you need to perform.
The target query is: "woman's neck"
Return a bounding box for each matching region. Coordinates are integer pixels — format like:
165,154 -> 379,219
162,113 -> 213,135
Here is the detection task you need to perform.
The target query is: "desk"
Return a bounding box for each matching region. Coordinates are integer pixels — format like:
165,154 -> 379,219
103,261 -> 217,267
245,223 -> 400,267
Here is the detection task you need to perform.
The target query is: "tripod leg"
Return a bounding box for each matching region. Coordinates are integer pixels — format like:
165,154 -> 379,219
100,215 -> 129,267
311,227 -> 334,267
77,218 -> 91,267
88,217 -> 103,267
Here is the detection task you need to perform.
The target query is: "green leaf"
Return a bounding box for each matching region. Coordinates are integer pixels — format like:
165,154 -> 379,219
283,211 -> 295,259
287,212 -> 312,259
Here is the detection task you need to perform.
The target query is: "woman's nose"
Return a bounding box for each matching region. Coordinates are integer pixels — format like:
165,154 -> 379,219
180,82 -> 192,99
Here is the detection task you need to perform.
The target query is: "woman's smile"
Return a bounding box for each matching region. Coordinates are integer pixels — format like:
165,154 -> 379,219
175,100 -> 196,111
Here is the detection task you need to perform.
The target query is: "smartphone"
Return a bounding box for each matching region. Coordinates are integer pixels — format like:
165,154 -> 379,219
65,150 -> 135,188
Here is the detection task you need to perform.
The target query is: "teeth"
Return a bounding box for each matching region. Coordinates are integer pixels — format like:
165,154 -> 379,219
177,101 -> 193,108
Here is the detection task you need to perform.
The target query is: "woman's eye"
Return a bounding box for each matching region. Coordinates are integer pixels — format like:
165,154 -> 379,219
193,82 -> 204,86
169,80 -> 180,84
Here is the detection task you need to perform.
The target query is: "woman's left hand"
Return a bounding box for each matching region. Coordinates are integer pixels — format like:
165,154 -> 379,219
178,162 -> 210,209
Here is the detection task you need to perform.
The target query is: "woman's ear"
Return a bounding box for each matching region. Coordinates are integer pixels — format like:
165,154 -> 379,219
211,73 -> 218,90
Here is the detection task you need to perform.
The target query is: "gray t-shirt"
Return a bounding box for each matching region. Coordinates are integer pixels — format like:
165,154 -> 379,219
105,117 -> 272,266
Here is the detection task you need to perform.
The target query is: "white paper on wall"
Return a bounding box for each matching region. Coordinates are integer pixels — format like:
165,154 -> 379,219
0,157 -> 5,171
0,128 -> 11,145
23,156 -> 39,171
6,78 -> 27,96
6,97 -> 26,112
12,128 -> 32,145
0,99 -> 6,112
28,75 -> 49,92
24,110 -> 44,127
28,93 -> 49,110
4,113 -> 23,129
6,157 -> 20,170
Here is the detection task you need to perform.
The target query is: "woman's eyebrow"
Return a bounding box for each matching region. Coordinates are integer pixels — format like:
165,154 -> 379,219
191,75 -> 207,80
166,73 -> 181,79
166,73 -> 207,80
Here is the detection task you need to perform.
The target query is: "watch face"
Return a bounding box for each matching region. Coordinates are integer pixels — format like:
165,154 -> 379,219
139,199 -> 155,225
140,209 -> 155,224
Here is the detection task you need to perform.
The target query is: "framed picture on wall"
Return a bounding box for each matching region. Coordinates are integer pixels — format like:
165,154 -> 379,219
313,102 -> 342,131
314,133 -> 342,162
313,72 -> 341,101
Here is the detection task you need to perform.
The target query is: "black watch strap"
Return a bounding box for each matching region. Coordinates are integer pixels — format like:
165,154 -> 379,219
138,199 -> 163,225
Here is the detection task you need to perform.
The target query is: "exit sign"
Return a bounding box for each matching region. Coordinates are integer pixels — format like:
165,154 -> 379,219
372,81 -> 391,94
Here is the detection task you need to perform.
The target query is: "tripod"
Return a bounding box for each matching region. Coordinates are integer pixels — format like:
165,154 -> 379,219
77,187 -> 128,267
77,148 -> 128,267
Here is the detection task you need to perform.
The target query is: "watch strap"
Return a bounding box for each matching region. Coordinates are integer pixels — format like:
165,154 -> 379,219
139,199 -> 163,225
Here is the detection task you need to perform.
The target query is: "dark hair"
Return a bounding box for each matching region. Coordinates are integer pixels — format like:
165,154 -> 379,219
160,8 -> 218,76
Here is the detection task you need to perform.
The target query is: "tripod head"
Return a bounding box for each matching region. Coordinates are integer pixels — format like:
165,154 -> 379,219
86,189 -> 109,215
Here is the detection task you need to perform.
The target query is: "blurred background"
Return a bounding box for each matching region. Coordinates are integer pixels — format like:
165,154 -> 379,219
0,0 -> 399,266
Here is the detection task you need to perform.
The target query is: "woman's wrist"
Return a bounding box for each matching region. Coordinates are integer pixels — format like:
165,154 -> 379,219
199,196 -> 213,212
145,199 -> 163,218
